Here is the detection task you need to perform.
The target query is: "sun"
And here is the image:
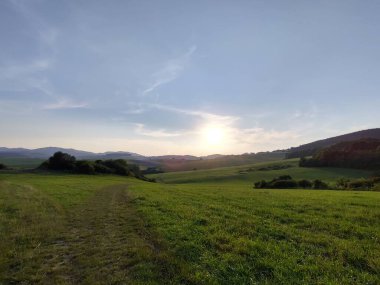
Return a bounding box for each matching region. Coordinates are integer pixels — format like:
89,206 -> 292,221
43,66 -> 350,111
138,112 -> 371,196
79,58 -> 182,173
202,125 -> 225,146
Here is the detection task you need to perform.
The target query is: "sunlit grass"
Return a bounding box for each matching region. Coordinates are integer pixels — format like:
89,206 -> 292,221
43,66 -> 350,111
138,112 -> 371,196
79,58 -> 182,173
151,159 -> 372,185
0,171 -> 379,284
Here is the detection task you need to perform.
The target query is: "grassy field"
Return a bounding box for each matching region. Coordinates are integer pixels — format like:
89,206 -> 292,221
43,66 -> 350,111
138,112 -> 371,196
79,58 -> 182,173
0,157 -> 44,169
151,159 -> 372,185
0,163 -> 379,284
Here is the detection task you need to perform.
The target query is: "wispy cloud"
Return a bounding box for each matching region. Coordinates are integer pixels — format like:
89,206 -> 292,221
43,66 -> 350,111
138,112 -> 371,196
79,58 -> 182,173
43,99 -> 88,110
127,102 -> 304,153
134,123 -> 182,138
150,103 -> 239,125
0,59 -> 52,80
142,45 -> 197,95
8,0 -> 59,47
121,102 -> 239,124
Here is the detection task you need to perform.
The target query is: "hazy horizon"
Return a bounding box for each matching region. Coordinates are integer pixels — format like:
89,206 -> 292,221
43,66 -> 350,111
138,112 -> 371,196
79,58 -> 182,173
2,127 -> 379,157
1,0 -> 380,155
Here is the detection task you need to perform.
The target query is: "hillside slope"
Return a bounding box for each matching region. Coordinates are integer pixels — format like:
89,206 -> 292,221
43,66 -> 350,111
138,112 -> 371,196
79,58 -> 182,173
150,159 -> 371,185
300,138 -> 380,169
286,128 -> 380,158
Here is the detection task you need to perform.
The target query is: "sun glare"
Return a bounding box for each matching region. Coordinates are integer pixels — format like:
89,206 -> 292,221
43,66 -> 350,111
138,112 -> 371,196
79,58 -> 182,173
203,126 -> 225,146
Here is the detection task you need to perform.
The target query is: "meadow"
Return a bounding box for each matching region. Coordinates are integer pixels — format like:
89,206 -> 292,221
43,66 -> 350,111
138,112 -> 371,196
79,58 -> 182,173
0,157 -> 44,169
0,161 -> 379,284
152,159 -> 372,185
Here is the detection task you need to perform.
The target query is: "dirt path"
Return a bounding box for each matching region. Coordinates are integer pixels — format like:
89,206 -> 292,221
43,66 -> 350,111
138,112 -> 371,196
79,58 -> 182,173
41,184 -> 168,285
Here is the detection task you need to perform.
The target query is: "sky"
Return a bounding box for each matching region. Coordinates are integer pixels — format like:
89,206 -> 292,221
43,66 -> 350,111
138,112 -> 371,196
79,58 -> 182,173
0,0 -> 379,155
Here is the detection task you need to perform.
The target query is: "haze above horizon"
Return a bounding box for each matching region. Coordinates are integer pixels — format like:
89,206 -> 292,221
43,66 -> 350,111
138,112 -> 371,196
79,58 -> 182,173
1,0 -> 379,155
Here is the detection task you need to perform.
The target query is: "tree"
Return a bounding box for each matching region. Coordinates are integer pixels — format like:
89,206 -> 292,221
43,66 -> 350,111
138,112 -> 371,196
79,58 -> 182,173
254,180 -> 268,189
277,175 -> 293,180
336,178 -> 350,189
313,179 -> 328,189
298,179 -> 312,188
348,179 -> 374,190
75,160 -> 95,174
48,151 -> 76,170
299,157 -> 307,167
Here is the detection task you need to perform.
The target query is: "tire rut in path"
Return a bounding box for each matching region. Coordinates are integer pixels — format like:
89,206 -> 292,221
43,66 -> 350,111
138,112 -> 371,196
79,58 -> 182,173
44,184 -> 164,285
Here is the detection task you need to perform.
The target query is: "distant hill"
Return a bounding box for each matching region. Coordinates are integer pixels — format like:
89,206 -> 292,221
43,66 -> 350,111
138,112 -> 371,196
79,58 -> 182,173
0,146 -> 287,171
3,128 -> 378,171
286,128 -> 380,159
157,151 -> 287,172
0,147 -> 145,160
0,147 -> 96,159
299,138 -> 380,169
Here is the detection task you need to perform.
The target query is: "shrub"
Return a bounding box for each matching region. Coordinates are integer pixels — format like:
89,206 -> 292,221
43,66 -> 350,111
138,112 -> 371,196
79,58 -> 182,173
298,179 -> 312,188
129,164 -> 143,178
313,179 -> 328,189
336,178 -> 350,189
277,175 -> 293,180
38,153 -> 151,181
142,167 -> 164,174
254,180 -> 268,189
0,163 -> 6,170
372,176 -> 380,183
75,160 -> 96,174
48,151 -> 76,170
101,159 -> 130,175
270,179 -> 298,188
253,176 -> 298,189
93,163 -> 113,174
348,179 -> 374,190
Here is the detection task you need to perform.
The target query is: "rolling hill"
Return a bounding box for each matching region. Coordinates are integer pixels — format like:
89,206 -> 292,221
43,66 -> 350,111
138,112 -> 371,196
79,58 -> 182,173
286,128 -> 380,158
2,128 -> 379,170
300,138 -> 380,169
0,147 -> 286,170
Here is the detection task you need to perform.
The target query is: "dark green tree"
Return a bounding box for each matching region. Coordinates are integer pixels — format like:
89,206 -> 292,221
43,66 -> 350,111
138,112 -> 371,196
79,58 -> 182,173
48,152 -> 76,170
298,179 -> 312,188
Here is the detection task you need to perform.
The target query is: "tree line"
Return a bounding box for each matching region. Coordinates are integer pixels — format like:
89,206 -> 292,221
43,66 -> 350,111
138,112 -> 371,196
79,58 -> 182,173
254,175 -> 329,189
40,152 -> 155,182
254,175 -> 379,191
299,138 -> 380,170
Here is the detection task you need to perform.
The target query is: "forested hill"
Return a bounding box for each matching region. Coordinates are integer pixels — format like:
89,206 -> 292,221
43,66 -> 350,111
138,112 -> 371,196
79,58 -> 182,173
299,138 -> 380,170
286,128 -> 380,159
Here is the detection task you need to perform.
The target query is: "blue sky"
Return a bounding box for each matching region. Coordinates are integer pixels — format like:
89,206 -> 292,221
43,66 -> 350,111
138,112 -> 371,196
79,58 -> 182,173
1,0 -> 379,155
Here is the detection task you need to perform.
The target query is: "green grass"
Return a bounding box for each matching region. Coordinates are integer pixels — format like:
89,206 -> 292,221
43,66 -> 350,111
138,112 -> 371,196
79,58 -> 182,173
129,182 -> 380,284
0,166 -> 379,284
0,174 -> 179,284
0,157 -> 44,169
151,159 -> 372,185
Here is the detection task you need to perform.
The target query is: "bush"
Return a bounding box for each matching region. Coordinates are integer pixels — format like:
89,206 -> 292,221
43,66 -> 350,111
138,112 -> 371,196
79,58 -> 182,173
253,176 -> 297,189
129,164 -> 143,178
93,163 -> 113,174
75,160 -> 96,174
298,179 -> 312,188
48,152 -> 76,170
38,153 -> 153,181
299,157 -> 321,167
336,178 -> 350,189
254,180 -> 268,189
270,179 -> 298,188
142,167 -> 164,174
101,159 -> 130,175
372,176 -> 380,183
0,163 -> 6,170
313,179 -> 329,189
348,179 -> 374,190
277,175 -> 293,180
